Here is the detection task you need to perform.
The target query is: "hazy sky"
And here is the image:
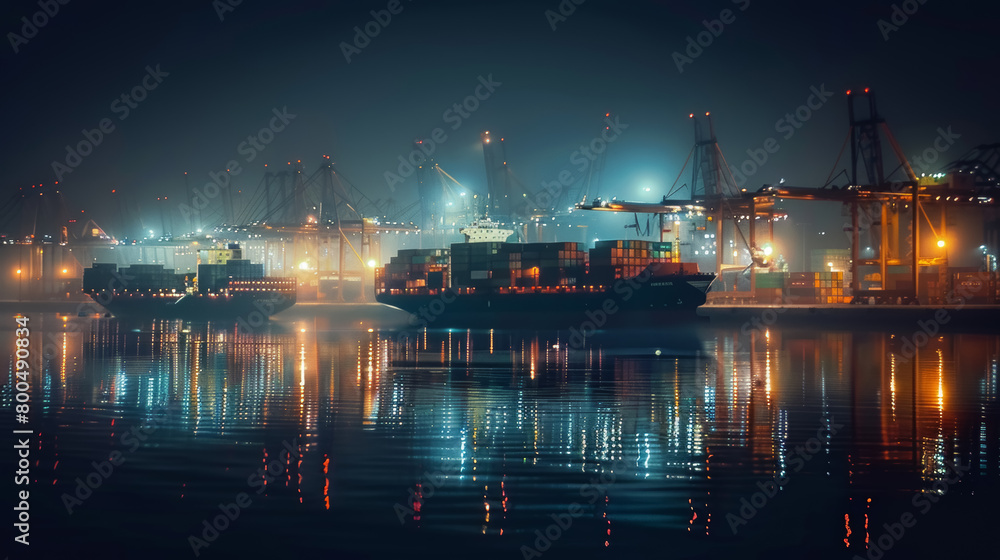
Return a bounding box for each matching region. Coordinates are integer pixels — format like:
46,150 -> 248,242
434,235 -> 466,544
4,0 -> 998,243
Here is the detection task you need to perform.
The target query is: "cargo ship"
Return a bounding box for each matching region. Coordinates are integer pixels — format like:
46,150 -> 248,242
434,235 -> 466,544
83,243 -> 296,320
375,232 -> 714,326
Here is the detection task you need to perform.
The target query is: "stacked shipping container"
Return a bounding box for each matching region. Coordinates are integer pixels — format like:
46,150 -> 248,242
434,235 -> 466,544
83,263 -> 187,294
514,242 -> 585,288
451,241 -> 585,289
787,271 -> 846,304
380,248 -> 450,294
375,240 -> 707,296
746,271 -> 849,304
589,240 -> 675,285
755,271 -> 786,304
953,271 -> 991,303
198,260 -> 265,293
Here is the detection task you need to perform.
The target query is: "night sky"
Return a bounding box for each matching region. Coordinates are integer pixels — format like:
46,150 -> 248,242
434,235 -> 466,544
3,0 -> 998,243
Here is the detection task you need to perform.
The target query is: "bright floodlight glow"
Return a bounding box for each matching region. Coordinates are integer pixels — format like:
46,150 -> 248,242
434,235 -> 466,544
367,259 -> 377,268
763,244 -> 773,256
298,261 -> 310,270
937,239 -> 946,248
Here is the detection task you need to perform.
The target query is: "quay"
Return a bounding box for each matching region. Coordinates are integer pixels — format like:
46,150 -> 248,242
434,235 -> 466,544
698,302 -> 1000,331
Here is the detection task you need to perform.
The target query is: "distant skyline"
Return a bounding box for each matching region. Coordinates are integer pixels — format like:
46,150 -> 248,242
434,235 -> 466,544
3,0 -> 998,241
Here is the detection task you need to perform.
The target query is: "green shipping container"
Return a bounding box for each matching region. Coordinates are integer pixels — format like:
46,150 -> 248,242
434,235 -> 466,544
755,273 -> 785,289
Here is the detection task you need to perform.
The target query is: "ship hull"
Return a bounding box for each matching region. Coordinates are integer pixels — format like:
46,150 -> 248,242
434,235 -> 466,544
376,274 -> 713,327
90,292 -> 295,321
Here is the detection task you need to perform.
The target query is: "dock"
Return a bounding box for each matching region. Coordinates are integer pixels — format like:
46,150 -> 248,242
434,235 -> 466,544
698,303 -> 1000,331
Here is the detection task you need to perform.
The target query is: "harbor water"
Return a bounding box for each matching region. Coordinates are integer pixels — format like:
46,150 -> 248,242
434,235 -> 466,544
4,311 -> 998,559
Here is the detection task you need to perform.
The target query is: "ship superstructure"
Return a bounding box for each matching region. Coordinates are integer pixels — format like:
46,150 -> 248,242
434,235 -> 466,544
459,217 -> 515,243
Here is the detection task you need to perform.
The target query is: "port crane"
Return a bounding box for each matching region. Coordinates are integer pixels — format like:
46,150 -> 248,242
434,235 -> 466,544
577,90 -> 1000,304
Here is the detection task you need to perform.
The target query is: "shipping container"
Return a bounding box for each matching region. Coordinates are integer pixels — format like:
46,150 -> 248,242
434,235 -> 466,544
755,272 -> 786,289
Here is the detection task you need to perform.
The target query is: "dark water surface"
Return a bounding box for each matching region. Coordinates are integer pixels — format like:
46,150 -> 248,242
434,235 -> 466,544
3,312 -> 998,559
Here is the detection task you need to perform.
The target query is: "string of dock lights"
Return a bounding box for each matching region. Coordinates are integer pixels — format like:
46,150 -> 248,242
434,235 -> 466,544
731,214 -> 790,222
373,220 -> 419,234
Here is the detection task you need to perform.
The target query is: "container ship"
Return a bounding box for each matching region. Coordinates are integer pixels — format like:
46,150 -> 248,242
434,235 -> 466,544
83,243 -> 296,320
375,227 -> 714,326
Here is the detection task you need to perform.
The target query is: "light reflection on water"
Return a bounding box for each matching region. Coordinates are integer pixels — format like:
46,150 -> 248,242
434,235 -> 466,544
4,314 -> 998,558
